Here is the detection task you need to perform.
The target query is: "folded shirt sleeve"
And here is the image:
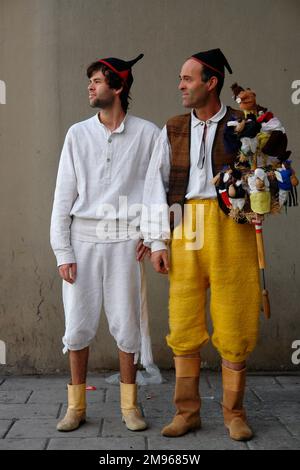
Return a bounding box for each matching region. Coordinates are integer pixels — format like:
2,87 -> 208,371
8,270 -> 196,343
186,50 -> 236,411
141,126 -> 171,252
50,127 -> 79,266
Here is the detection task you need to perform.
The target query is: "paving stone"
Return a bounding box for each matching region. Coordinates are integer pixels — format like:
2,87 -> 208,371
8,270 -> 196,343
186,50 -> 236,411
251,387 -> 300,404
28,388 -> 105,404
276,416 -> 300,439
270,402 -> 300,419
0,377 -> 69,391
275,375 -> 300,388
6,418 -> 100,439
283,425 -> 300,441
246,376 -> 278,386
247,416 -> 300,450
0,439 -> 47,450
0,420 -> 13,438
0,390 -> 32,404
244,405 -> 275,418
0,404 -> 60,419
48,437 -> 145,450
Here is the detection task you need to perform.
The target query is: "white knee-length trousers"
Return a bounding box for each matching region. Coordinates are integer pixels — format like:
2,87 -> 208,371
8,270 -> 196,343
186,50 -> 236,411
62,238 -> 153,367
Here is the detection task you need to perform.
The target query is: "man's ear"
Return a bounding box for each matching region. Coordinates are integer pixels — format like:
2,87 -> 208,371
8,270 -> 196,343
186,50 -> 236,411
114,85 -> 124,97
207,76 -> 218,92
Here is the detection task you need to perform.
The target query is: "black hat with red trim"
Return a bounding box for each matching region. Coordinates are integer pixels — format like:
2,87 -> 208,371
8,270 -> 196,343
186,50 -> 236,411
98,53 -> 144,89
190,48 -> 232,77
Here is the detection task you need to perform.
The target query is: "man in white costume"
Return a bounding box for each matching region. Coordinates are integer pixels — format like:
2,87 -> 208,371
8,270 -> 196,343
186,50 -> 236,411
50,53 -> 160,432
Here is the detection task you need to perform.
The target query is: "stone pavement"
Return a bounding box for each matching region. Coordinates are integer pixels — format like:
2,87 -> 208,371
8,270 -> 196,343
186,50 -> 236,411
0,371 -> 300,450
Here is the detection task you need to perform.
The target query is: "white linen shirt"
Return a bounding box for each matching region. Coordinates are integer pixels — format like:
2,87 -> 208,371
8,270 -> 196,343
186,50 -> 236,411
50,113 -> 160,266
141,103 -> 227,252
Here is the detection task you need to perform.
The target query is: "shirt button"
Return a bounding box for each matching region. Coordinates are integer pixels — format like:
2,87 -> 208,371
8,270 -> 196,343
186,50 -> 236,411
107,158 -> 111,162
108,137 -> 112,143
200,122 -> 204,126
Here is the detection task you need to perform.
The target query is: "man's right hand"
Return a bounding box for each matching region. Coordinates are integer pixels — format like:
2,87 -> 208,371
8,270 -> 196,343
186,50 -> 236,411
151,250 -> 169,274
58,263 -> 77,284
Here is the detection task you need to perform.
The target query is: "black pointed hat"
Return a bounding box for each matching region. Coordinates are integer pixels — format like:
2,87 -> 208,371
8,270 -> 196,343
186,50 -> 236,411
98,53 -> 144,89
190,48 -> 232,77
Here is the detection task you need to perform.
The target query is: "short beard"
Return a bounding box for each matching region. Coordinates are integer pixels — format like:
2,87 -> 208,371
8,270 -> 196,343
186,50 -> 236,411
90,97 -> 114,109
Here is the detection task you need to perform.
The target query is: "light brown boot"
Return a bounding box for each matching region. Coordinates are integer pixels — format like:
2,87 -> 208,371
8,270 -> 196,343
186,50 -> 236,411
120,382 -> 147,431
56,383 -> 86,432
161,356 -> 201,437
222,366 -> 253,441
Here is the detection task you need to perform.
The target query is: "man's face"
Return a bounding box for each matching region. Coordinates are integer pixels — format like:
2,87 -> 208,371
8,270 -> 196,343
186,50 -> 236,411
178,58 -> 211,108
88,70 -> 116,109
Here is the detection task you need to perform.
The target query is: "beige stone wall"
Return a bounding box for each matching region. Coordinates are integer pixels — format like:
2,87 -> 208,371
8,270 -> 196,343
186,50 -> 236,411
0,0 -> 300,373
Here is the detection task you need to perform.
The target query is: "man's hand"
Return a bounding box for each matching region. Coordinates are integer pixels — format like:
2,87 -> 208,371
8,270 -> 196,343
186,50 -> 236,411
251,213 -> 265,225
136,240 -> 151,262
151,249 -> 169,274
58,263 -> 77,284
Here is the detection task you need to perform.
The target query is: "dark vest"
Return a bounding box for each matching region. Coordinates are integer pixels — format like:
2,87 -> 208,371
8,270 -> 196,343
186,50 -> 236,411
166,106 -> 244,223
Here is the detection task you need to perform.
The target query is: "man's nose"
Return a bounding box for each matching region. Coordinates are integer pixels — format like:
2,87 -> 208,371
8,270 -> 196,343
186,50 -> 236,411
178,80 -> 185,90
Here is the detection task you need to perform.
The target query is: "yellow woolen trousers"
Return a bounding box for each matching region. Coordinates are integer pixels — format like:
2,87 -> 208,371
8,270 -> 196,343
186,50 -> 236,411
167,199 -> 261,363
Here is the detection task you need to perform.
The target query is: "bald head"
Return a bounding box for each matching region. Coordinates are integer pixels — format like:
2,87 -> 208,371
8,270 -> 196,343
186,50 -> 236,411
178,58 -> 220,109
181,57 -> 204,77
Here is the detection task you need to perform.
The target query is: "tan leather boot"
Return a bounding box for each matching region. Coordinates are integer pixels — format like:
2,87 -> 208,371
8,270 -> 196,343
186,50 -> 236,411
222,366 -> 253,441
161,356 -> 201,437
120,382 -> 147,431
56,383 -> 86,432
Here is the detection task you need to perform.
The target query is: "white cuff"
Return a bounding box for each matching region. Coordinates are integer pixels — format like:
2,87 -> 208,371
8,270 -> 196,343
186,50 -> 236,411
56,252 -> 76,267
151,241 -> 168,253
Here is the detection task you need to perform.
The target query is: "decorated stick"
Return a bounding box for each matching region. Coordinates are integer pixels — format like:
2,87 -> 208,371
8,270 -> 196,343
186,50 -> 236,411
255,220 -> 271,319
251,149 -> 259,171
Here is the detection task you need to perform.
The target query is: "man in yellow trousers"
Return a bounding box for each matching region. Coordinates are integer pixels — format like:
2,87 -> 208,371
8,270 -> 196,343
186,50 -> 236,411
141,48 -> 261,441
